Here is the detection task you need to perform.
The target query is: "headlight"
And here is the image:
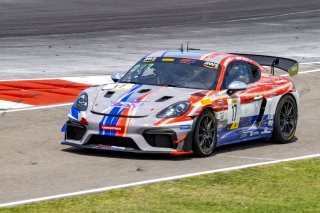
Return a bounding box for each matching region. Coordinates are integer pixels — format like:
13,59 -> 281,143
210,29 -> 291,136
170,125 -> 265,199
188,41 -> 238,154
74,92 -> 88,111
156,101 -> 190,118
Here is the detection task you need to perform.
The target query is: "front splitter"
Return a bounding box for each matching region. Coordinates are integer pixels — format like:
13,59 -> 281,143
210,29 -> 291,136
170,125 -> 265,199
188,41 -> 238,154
61,141 -> 193,156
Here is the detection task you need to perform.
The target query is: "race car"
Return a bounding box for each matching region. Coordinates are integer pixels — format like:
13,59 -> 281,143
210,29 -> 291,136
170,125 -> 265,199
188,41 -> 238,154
61,49 -> 299,157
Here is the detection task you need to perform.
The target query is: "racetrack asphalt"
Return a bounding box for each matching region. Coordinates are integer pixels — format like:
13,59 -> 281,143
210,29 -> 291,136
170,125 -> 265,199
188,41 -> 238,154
0,0 -> 320,205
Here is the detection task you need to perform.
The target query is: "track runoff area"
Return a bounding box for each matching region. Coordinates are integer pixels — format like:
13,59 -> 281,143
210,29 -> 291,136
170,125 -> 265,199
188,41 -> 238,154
0,62 -> 320,207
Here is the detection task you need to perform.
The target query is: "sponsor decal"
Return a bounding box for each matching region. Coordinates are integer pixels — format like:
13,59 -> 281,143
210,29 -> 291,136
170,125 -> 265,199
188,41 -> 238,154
219,111 -> 225,120
162,58 -> 175,62
231,99 -> 237,104
143,57 -> 157,62
180,124 -> 191,130
203,61 -> 219,69
249,131 -> 259,137
261,127 -> 271,134
111,100 -> 144,108
95,144 -> 126,151
229,122 -> 239,130
100,125 -> 123,131
179,58 -> 196,64
200,99 -> 212,105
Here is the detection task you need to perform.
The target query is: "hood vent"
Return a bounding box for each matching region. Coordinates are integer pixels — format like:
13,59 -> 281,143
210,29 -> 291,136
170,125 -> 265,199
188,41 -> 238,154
155,96 -> 173,102
191,93 -> 206,97
138,88 -> 151,93
104,91 -> 115,98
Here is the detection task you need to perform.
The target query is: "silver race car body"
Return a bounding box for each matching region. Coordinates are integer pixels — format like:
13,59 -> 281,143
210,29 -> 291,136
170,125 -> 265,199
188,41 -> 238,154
62,50 -> 299,157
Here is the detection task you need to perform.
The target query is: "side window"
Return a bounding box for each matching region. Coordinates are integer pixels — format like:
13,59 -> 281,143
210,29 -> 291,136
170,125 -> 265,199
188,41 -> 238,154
237,62 -> 253,84
222,61 -> 241,90
222,61 -> 261,90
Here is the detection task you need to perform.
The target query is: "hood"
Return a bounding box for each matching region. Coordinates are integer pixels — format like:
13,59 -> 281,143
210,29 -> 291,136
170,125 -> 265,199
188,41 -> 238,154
91,83 -> 200,117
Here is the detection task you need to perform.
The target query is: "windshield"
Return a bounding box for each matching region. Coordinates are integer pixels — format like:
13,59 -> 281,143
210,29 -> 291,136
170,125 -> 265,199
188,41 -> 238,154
119,57 -> 221,90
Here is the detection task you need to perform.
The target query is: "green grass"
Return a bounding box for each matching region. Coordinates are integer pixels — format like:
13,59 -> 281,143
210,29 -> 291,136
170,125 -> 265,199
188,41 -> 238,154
1,158 -> 320,213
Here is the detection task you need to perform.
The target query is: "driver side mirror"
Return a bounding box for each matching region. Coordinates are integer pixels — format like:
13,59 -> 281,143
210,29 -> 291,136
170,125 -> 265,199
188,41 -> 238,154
227,81 -> 248,95
111,72 -> 124,82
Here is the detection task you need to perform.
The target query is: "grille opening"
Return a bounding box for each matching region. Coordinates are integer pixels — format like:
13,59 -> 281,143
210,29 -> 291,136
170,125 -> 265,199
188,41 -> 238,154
88,135 -> 140,150
155,96 -> 173,102
143,130 -> 177,148
104,91 -> 115,98
66,123 -> 86,140
138,88 -> 151,93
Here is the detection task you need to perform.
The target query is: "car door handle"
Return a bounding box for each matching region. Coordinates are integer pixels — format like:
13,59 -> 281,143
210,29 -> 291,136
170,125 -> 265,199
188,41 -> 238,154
254,95 -> 263,101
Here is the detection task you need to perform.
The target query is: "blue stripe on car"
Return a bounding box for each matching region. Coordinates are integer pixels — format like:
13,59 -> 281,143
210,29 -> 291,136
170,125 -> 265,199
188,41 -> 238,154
99,84 -> 142,136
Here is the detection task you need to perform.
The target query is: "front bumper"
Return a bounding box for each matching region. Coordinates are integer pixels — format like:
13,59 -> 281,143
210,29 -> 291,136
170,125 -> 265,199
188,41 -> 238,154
63,118 -> 194,155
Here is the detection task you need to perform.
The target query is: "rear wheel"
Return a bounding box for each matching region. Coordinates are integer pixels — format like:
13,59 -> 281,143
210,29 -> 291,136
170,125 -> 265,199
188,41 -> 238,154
193,109 -> 217,157
272,95 -> 298,143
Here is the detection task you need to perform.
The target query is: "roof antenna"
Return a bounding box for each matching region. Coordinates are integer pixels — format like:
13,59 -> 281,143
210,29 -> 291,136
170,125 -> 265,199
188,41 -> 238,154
186,42 -> 200,51
179,43 -> 184,53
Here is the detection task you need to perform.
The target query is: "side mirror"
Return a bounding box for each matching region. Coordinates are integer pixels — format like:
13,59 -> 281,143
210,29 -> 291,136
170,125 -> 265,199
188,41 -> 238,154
111,72 -> 123,82
227,81 -> 248,95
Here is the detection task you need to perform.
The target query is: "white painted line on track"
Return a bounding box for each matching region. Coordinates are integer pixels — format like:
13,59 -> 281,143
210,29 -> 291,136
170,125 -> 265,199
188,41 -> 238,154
281,68 -> 320,76
0,100 -> 32,110
0,153 -> 319,208
0,75 -> 111,82
219,154 -> 277,161
299,62 -> 320,65
0,103 -> 73,114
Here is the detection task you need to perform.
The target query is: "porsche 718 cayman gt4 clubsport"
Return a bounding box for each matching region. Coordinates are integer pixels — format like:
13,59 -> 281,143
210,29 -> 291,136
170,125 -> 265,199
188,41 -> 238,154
62,50 -> 299,157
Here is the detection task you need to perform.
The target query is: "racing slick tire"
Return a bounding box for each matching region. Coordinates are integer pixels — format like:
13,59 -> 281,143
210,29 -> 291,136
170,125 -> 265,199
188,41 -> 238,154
272,94 -> 298,144
193,109 -> 217,157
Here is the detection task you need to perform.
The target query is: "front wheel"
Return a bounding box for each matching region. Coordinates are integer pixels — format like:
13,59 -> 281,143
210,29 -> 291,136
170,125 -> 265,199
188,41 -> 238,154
193,109 -> 217,157
272,95 -> 298,143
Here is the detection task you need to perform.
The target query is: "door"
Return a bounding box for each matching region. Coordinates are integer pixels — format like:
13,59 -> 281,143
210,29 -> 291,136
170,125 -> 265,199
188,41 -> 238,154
219,60 -> 263,145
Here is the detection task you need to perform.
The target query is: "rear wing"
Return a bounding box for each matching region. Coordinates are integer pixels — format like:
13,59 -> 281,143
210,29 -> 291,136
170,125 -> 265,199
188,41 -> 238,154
230,53 -> 299,77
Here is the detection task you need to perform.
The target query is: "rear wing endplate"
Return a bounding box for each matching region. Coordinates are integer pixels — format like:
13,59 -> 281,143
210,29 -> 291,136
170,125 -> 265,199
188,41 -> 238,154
230,53 -> 299,77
